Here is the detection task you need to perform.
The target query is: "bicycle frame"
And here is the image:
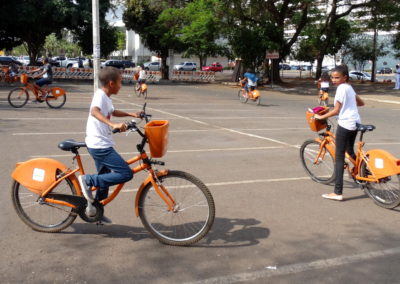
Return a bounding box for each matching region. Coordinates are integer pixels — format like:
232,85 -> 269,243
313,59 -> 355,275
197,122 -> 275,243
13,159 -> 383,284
313,126 -> 400,183
11,132 -> 176,217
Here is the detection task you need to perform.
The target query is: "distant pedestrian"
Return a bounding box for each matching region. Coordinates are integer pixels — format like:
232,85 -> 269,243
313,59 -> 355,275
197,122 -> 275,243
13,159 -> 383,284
394,64 -> 400,90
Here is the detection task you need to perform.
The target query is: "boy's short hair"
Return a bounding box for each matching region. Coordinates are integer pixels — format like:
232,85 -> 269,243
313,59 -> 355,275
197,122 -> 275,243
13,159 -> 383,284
99,67 -> 121,86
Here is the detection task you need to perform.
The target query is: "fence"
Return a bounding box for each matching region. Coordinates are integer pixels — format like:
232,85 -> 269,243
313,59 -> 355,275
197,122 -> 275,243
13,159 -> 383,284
1,66 -> 216,84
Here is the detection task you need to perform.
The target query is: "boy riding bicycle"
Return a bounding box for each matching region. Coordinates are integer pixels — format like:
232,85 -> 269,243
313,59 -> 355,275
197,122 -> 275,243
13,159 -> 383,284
241,69 -> 258,93
31,57 -> 53,101
78,67 -> 143,223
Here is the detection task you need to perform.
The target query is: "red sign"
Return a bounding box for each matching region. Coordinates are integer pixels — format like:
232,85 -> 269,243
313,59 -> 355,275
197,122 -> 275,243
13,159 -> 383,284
266,50 -> 279,59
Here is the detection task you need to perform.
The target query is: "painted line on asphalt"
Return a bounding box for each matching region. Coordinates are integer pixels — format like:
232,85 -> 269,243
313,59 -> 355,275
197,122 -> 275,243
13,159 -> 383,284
29,146 -> 286,158
13,128 -> 309,136
363,98 -> 400,105
184,246 -> 400,284
119,176 -> 311,193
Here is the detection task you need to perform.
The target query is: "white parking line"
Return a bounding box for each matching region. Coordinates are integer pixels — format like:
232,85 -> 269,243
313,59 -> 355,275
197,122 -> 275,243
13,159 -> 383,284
119,176 -> 311,192
29,146 -> 286,158
184,246 -> 400,284
364,98 -> 400,105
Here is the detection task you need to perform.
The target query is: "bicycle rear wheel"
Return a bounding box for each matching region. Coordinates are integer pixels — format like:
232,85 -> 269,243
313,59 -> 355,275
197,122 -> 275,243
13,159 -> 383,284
300,139 -> 336,184
11,177 -> 78,232
139,170 -> 215,246
46,93 -> 66,109
8,87 -> 29,108
360,161 -> 400,209
143,90 -> 147,99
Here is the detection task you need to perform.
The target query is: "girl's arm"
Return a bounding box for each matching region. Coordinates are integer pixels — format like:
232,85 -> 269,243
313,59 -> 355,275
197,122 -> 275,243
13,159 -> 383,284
356,95 -> 365,106
314,101 -> 341,120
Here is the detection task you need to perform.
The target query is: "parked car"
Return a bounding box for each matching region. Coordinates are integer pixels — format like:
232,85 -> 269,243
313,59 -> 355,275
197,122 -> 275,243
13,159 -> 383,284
349,71 -> 371,81
377,67 -> 392,74
36,57 -> 60,67
143,61 -> 160,71
55,57 -> 79,68
18,56 -> 30,65
279,63 -> 291,70
202,62 -> 223,72
72,58 -> 90,68
122,60 -> 135,68
173,62 -> 197,71
0,56 -> 22,66
101,60 -> 125,69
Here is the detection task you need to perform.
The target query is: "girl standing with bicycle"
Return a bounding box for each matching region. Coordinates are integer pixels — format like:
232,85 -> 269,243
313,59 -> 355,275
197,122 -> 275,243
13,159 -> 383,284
314,65 -> 365,201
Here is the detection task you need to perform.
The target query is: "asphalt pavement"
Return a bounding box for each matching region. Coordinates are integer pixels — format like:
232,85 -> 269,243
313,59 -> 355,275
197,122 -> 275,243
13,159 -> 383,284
1,79 -> 400,284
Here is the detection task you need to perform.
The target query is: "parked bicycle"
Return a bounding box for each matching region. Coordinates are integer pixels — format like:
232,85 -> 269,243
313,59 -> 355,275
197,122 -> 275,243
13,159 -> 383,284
7,74 -> 66,108
300,107 -> 400,209
237,79 -> 261,105
11,103 -> 215,246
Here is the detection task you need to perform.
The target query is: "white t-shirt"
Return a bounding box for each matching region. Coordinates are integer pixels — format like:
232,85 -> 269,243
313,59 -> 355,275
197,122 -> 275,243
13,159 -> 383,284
139,70 -> 146,80
85,89 -> 115,148
334,83 -> 360,130
321,81 -> 329,88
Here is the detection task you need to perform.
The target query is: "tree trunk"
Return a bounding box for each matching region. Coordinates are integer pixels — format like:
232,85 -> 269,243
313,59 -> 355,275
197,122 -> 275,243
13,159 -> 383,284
161,55 -> 168,80
271,58 -> 282,84
315,54 -> 324,80
371,19 -> 378,82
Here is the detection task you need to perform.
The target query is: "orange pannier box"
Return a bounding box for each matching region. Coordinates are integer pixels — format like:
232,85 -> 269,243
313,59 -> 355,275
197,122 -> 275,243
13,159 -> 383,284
306,107 -> 329,132
144,120 -> 169,158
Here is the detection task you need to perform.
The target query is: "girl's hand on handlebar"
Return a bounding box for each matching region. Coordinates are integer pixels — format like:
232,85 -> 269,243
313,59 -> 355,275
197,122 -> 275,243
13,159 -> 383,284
314,114 -> 323,120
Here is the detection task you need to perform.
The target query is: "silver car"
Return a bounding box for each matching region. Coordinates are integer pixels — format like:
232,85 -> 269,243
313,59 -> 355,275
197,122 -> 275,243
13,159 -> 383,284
173,62 -> 197,71
143,61 -> 160,71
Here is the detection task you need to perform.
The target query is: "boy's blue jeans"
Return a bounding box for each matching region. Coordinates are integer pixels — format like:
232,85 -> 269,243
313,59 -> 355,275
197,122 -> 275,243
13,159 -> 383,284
85,147 -> 133,201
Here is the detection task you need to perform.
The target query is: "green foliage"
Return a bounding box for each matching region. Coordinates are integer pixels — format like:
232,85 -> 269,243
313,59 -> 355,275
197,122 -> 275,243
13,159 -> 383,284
342,34 -> 389,70
117,30 -> 126,51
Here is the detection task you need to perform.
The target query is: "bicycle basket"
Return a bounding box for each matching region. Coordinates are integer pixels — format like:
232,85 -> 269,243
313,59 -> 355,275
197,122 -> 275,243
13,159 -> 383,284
306,107 -> 328,132
144,120 -> 169,158
20,74 -> 28,84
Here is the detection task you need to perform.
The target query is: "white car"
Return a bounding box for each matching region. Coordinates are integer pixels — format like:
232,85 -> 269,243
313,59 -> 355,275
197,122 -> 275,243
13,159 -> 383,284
143,61 -> 160,71
72,58 -> 90,68
173,62 -> 197,71
18,56 -> 30,66
349,71 -> 371,81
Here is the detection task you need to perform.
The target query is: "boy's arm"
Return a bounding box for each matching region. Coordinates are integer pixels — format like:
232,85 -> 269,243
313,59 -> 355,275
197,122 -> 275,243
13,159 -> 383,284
112,110 -> 142,118
91,107 -> 127,132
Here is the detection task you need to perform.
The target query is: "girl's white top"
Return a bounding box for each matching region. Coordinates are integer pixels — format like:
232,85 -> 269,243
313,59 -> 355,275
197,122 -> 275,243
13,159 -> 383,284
334,83 -> 361,130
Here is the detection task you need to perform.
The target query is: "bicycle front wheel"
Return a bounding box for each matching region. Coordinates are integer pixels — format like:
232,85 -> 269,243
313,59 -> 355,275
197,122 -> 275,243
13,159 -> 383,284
139,170 -> 215,246
11,177 -> 78,232
143,90 -> 147,99
46,93 -> 66,109
238,90 -> 248,103
300,139 -> 336,184
8,87 -> 29,108
361,161 -> 400,209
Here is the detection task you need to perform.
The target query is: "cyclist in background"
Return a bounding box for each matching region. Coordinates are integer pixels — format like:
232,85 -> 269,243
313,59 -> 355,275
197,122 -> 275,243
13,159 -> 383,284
241,69 -> 258,93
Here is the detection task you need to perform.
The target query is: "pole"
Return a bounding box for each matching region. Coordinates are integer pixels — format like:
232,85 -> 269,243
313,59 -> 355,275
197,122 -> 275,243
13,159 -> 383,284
92,0 -> 101,92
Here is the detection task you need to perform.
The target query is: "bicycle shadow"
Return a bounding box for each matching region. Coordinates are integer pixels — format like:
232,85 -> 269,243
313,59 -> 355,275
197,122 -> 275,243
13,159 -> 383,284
66,217 -> 269,247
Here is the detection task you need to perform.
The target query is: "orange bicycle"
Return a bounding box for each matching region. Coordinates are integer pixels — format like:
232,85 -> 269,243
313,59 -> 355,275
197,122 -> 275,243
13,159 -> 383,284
10,104 -> 215,246
7,74 -> 66,108
300,107 -> 400,208
1,66 -> 19,84
237,79 -> 261,105
135,81 -> 148,98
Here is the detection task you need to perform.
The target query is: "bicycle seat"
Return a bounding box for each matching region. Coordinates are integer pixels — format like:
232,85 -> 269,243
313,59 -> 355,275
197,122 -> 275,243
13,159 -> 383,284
357,124 -> 376,132
58,139 -> 87,152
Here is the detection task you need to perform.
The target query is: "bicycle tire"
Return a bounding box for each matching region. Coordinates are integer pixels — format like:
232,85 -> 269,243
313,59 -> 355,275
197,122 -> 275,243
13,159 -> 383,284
46,93 -> 66,109
8,87 -> 29,108
300,139 -> 336,184
139,170 -> 215,246
255,96 -> 261,106
11,177 -> 78,232
135,84 -> 140,97
238,90 -> 248,103
143,90 -> 147,99
360,160 -> 400,209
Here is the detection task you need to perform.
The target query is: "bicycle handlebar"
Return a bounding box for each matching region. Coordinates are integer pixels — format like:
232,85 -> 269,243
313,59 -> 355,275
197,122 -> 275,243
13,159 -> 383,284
112,103 -> 151,134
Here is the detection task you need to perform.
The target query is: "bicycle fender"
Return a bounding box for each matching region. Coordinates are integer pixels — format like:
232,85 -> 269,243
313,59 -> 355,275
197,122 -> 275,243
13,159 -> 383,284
142,83 -> 148,91
134,170 -> 169,217
11,158 -> 70,195
251,90 -> 260,98
364,149 -> 400,179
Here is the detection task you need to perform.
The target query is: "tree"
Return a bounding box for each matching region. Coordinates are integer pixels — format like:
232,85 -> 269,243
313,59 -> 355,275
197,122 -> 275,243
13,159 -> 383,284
158,0 -> 226,68
222,0 -> 312,83
123,0 -> 187,79
0,0 -> 76,64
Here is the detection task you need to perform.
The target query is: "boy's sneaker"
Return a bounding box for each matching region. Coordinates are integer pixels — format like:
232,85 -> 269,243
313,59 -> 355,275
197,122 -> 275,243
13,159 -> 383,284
101,215 -> 113,224
78,175 -> 94,202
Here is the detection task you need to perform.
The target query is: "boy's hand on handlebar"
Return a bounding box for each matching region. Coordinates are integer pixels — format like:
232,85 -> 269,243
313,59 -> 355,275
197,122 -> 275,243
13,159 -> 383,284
112,122 -> 127,133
